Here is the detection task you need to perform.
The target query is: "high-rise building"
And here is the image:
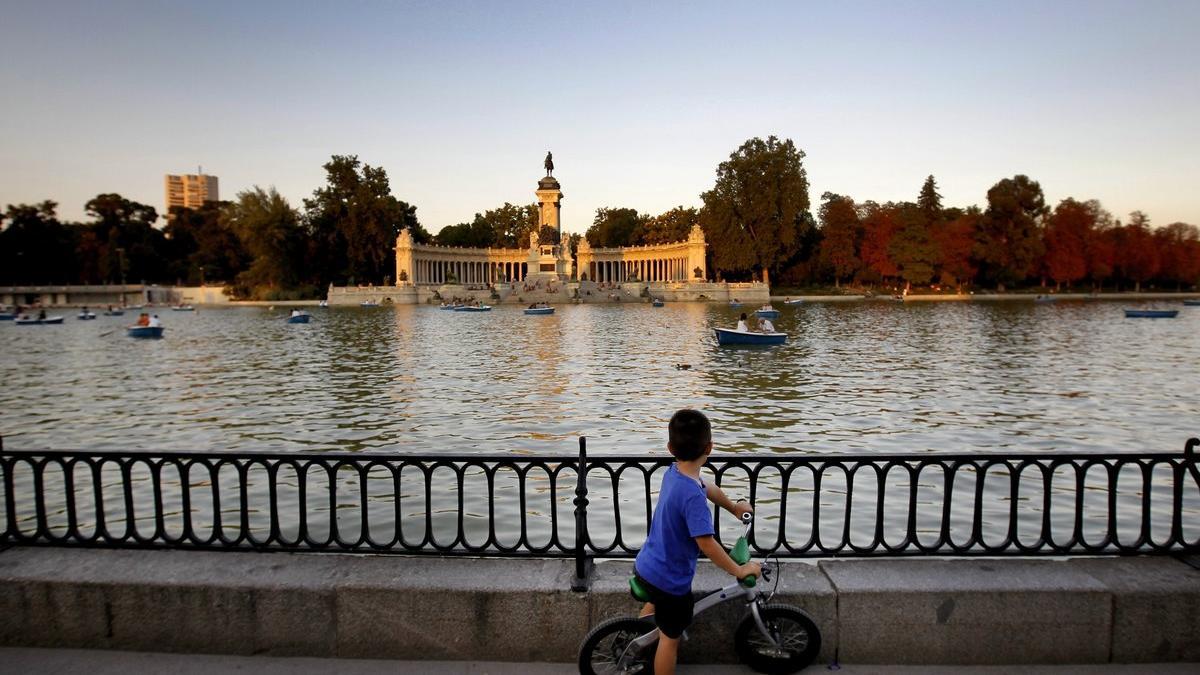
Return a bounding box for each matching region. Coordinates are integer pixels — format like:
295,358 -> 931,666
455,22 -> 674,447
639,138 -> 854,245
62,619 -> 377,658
164,173 -> 219,217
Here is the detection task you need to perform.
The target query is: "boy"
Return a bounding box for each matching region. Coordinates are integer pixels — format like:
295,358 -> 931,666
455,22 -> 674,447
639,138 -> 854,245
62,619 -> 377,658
634,409 -> 760,674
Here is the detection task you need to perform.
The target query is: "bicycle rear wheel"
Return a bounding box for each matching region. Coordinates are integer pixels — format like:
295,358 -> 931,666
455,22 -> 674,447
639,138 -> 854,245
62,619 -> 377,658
734,603 -> 821,673
578,616 -> 657,675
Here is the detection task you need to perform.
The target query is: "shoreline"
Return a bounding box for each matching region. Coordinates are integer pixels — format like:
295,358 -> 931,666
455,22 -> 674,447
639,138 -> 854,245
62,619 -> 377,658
771,291 -> 1200,303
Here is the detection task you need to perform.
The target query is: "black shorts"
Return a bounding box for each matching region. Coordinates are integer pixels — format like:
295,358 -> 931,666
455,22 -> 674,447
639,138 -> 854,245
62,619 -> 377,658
632,573 -> 695,639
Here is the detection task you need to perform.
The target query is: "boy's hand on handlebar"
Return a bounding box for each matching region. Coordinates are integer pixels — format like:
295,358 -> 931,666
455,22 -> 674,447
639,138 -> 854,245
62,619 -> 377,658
736,562 -> 761,580
732,500 -> 753,519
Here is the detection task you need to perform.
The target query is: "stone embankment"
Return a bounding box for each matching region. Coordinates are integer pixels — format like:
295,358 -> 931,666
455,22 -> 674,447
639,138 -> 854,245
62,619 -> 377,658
2,548 -> 1197,666
770,292 -> 1200,303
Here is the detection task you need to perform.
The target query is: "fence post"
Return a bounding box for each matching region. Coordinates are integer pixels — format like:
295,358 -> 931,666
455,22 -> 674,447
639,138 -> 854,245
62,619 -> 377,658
571,436 -> 594,592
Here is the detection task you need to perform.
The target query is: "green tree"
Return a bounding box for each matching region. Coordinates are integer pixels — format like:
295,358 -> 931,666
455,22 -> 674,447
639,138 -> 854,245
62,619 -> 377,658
642,206 -> 698,244
435,220 -> 495,248
303,155 -> 430,287
889,203 -> 940,286
918,175 -> 943,222
700,136 -> 810,282
817,192 -> 860,287
975,175 -> 1047,289
479,202 -> 539,248
0,201 -> 79,284
82,193 -> 166,283
224,187 -> 304,295
585,207 -> 645,248
164,202 -> 246,284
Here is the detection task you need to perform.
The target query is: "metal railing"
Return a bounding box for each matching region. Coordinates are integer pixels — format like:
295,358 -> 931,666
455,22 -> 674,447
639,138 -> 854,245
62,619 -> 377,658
2,437 -> 1198,590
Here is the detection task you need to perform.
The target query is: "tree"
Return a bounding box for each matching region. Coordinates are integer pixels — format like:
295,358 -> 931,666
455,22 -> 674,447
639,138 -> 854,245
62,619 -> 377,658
859,202 -> 900,285
700,136 -> 811,281
975,175 -> 1047,289
82,193 -> 167,284
478,202 -> 539,248
932,208 -> 979,290
163,202 -> 246,284
0,201 -> 79,284
1043,198 -> 1094,290
224,187 -> 304,294
1155,222 -> 1200,290
918,175 -> 943,223
303,155 -> 429,287
1116,211 -> 1160,292
435,220 -> 495,248
817,192 -> 860,287
1084,205 -> 1117,291
642,206 -> 698,244
586,207 -> 644,248
889,203 -> 940,286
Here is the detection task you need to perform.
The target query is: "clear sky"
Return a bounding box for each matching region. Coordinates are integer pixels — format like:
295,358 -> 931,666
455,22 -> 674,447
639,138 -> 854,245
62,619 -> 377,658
1,1 -> 1197,233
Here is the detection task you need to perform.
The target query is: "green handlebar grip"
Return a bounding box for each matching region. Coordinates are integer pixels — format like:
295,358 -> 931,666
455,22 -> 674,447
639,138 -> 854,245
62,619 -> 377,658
740,574 -> 757,588
730,536 -> 751,565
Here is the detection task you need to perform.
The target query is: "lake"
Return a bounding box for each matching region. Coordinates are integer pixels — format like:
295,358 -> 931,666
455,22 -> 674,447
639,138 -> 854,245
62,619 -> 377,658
1,300 -> 1196,457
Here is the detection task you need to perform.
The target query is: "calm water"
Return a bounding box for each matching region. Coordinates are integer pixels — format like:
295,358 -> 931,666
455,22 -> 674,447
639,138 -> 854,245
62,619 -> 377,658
1,301 -> 1196,456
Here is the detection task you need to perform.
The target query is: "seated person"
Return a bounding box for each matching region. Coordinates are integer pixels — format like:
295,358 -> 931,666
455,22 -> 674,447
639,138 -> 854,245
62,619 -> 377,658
148,314 -> 162,328
736,313 -> 749,332
758,316 -> 775,332
136,313 -> 150,327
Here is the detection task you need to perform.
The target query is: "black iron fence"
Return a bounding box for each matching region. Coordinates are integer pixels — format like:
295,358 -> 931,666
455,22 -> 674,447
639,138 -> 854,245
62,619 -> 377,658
2,437 -> 1198,589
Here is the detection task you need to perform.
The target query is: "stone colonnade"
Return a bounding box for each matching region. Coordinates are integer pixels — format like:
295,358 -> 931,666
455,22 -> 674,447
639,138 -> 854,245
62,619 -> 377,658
395,229 -> 530,285
575,224 -> 708,284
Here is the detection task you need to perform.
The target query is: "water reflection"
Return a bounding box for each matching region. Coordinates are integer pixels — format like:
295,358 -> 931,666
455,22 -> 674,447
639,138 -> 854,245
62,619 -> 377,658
0,301 -> 1196,456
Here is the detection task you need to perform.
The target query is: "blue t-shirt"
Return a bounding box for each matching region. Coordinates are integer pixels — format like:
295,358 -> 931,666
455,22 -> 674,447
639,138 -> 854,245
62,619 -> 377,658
634,464 -> 715,595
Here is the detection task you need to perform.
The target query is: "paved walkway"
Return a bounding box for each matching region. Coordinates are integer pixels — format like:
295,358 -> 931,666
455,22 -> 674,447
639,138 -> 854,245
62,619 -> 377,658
2,648 -> 1197,674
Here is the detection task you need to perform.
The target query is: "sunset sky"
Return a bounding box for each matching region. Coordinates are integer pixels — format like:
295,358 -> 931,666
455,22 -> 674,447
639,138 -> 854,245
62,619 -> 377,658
2,0 -> 1197,232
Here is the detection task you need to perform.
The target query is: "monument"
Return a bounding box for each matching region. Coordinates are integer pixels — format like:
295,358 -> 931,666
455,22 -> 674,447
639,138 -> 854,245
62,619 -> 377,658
529,151 -> 571,281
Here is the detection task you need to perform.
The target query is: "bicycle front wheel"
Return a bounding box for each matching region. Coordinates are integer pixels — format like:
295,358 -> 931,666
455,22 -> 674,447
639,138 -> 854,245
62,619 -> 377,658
577,616 -> 657,675
734,603 -> 821,674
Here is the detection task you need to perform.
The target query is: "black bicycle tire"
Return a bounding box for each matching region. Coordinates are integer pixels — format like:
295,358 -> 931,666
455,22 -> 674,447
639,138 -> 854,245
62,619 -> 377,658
577,615 -> 657,675
733,603 -> 821,674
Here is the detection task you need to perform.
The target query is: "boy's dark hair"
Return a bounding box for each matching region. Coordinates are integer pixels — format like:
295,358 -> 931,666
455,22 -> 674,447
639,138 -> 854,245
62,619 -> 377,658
668,409 -> 712,461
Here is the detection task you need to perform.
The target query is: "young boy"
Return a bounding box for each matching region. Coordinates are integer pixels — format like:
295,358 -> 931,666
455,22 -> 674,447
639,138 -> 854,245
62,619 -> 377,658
634,409 -> 760,674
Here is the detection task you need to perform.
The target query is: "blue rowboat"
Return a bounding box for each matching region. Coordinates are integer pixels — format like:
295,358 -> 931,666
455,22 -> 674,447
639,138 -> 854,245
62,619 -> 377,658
783,299 -> 803,305
15,316 -> 65,325
652,299 -> 665,307
286,313 -> 311,324
360,301 -> 379,307
454,305 -> 492,312
755,309 -> 780,319
103,309 -> 125,316
1184,300 -> 1200,307
171,305 -> 195,312
0,313 -> 14,321
1124,309 -> 1178,319
77,312 -> 97,320
715,328 -> 786,346
127,325 -> 164,338
1035,295 -> 1055,303
439,304 -> 458,310
729,302 -> 742,308
524,307 -> 555,315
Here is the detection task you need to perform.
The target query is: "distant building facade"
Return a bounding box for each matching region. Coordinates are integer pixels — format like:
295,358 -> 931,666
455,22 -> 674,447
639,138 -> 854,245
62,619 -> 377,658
164,173 -> 219,217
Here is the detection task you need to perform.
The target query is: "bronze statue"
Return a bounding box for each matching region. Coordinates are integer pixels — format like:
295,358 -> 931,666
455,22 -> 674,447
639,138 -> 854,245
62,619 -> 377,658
544,151 -> 554,177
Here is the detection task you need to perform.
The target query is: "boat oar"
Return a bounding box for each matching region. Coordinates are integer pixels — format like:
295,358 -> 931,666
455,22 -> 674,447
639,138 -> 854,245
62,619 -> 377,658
98,329 -> 116,337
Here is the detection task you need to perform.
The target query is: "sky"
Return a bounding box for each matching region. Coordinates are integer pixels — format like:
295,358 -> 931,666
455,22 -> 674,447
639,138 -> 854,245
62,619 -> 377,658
1,1 -> 1197,234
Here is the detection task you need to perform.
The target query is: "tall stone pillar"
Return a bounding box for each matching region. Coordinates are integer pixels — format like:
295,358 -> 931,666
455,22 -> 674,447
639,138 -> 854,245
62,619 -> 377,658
395,228 -> 415,286
686,224 -> 707,282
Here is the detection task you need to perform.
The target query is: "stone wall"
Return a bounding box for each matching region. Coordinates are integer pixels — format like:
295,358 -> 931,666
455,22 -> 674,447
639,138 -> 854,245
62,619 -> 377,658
1,548 -> 1197,665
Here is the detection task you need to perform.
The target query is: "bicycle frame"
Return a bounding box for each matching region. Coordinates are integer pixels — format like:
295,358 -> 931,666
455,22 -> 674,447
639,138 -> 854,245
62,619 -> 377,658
621,513 -> 780,661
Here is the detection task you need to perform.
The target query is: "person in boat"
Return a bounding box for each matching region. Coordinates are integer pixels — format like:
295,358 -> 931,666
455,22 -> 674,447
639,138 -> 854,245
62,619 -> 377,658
148,314 -> 162,328
290,309 -> 302,317
37,308 -> 46,320
736,313 -> 749,332
757,316 -> 775,333
136,312 -> 150,327
760,303 -> 772,311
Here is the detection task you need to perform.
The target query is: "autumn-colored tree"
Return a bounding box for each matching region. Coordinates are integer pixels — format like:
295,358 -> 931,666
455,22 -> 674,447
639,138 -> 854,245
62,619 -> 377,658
1155,222 -> 1200,290
700,136 -> 810,281
1084,205 -> 1117,291
932,208 -> 979,290
817,192 -> 860,287
1043,198 -> 1094,290
858,202 -> 900,284
976,175 -> 1047,289
1115,211 -> 1160,291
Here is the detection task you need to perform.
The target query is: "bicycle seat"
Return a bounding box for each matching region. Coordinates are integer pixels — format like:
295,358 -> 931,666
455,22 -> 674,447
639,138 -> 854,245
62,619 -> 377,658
629,576 -> 652,602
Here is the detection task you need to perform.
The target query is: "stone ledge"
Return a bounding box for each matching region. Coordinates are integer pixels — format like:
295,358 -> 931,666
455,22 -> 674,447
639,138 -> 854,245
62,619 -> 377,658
1,548 -> 1198,665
